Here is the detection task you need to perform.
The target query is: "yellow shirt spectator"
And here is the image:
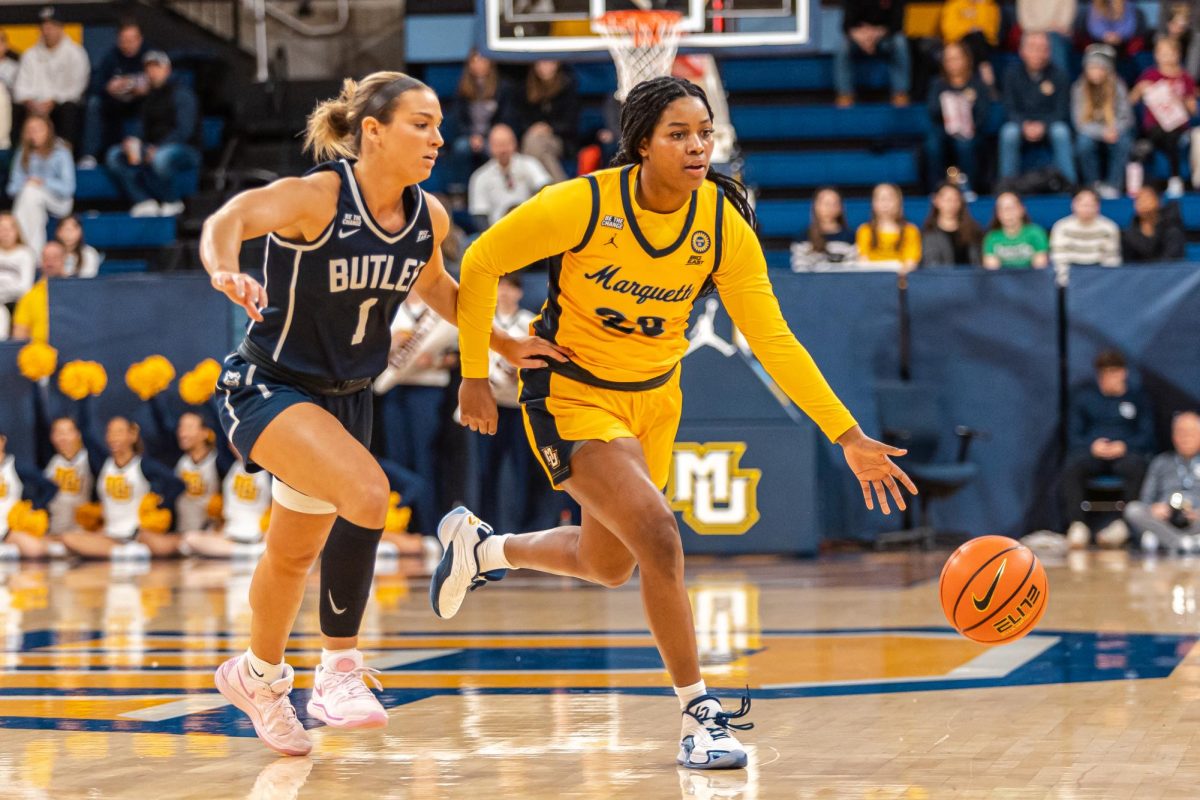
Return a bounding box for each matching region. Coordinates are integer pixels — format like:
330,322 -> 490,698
11,277 -> 47,342
941,0 -> 1001,45
855,222 -> 923,267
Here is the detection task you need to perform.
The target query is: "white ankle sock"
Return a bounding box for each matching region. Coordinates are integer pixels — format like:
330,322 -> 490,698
675,680 -> 708,710
244,648 -> 285,683
321,648 -> 362,672
477,533 -> 514,572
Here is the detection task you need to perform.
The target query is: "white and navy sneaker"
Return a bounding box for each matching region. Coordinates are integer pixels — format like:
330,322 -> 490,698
677,693 -> 754,770
429,506 -> 507,619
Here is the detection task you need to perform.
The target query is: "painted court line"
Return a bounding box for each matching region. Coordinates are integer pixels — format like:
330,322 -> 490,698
119,695 -> 233,721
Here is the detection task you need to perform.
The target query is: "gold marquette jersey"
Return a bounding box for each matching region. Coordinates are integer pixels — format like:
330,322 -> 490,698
458,164 -> 858,442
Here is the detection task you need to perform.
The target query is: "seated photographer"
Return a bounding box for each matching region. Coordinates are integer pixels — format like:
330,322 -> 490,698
1126,411 -> 1200,551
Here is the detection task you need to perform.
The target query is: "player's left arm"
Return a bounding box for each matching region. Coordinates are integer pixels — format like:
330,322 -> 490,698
413,194 -> 567,369
712,205 -> 917,514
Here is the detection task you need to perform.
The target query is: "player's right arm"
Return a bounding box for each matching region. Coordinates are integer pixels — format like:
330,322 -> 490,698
457,178 -> 591,434
199,174 -> 338,321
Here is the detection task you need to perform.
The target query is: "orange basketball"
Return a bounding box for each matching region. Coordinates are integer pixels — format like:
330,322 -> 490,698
939,535 -> 1049,644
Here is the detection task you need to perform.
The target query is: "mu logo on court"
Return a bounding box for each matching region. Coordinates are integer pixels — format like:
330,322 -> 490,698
667,442 -> 761,535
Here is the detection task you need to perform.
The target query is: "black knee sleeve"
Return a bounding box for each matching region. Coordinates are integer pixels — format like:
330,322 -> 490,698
319,517 -> 383,638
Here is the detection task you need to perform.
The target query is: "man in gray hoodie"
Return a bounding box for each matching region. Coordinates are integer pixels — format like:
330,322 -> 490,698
1126,411 -> 1200,551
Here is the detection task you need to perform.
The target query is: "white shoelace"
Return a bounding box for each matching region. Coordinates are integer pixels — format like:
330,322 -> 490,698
258,678 -> 301,734
323,665 -> 383,704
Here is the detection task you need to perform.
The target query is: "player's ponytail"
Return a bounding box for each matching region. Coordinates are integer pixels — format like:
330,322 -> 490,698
611,76 -> 758,233
303,71 -> 430,162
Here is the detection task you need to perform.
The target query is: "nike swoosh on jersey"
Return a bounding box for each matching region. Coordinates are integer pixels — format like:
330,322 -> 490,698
972,559 -> 1007,611
328,590 -> 347,614
337,228 -> 361,239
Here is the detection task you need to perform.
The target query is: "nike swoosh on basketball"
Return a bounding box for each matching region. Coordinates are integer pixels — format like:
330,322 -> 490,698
972,559 -> 1007,611
328,590 -> 347,615
338,227 -> 360,239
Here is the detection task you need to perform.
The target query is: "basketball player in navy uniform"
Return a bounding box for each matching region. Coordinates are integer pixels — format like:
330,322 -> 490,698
200,71 -> 565,756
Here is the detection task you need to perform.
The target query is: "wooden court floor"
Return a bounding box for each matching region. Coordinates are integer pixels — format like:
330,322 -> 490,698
0,549 -> 1197,799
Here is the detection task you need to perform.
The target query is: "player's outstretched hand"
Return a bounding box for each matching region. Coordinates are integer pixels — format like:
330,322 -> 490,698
501,336 -> 573,370
459,377 -> 499,436
836,426 -> 918,516
211,272 -> 267,322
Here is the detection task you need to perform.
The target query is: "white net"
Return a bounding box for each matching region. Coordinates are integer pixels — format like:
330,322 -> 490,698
594,10 -> 683,102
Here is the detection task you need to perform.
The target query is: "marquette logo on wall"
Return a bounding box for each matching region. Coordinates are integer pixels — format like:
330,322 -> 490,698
668,442 -> 761,535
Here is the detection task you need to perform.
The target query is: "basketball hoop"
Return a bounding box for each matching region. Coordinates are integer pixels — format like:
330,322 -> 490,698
594,9 -> 683,102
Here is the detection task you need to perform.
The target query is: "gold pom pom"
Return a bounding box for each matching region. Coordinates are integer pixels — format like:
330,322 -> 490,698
17,342 -> 57,381
7,501 -> 48,538
384,492 -> 412,533
125,355 -> 175,401
137,492 -> 172,533
206,493 -> 224,521
59,360 -> 107,400
259,506 -> 272,535
75,502 -> 103,531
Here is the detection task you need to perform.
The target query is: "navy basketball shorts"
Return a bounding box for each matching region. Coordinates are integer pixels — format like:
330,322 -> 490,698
214,351 -> 373,474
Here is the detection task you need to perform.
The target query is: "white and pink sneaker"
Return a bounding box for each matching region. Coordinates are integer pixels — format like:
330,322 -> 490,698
306,651 -> 388,729
214,655 -> 312,756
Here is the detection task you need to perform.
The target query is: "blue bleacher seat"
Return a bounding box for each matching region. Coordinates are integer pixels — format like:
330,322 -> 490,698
201,117 -> 224,153
732,104 -> 927,142
423,63 -> 461,97
98,259 -> 149,274
76,214 -> 176,249
719,56 -> 889,94
75,167 -> 199,203
745,151 -> 918,188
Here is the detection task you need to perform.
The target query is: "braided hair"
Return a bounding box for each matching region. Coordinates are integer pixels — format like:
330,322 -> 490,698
611,76 -> 757,232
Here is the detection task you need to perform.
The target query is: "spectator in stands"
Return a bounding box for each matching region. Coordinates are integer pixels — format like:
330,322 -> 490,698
1122,184 -> 1186,261
939,0 -> 1000,86
790,187 -> 858,271
1159,0 -> 1200,77
451,49 -> 513,191
1085,0 -> 1146,60
982,191 -> 1050,269
1062,349 -> 1154,548
10,240 -> 65,342
0,30 -> 20,92
7,115 -> 74,254
468,123 -> 551,229
517,59 -> 579,183
1072,45 -> 1135,199
999,32 -> 1077,186
0,212 -> 36,313
1016,0 -> 1077,75
1130,37 -> 1197,198
925,42 -> 991,196
54,214 -> 100,277
1125,410 -> 1200,551
834,0 -> 911,108
1050,188 -> 1122,278
855,183 -> 922,270
920,182 -> 983,267
81,18 -> 149,169
104,50 -> 199,218
13,6 -> 89,153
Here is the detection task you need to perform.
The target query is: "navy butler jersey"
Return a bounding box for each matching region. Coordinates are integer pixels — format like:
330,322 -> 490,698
243,159 -> 434,382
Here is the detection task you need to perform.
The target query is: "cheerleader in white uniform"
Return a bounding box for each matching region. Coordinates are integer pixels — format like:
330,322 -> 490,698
183,456 -> 271,558
0,431 -> 57,559
172,412 -> 229,534
61,417 -> 184,559
43,417 -> 96,536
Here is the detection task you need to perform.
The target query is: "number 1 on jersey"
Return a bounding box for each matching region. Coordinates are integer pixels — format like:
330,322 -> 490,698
351,298 -> 379,346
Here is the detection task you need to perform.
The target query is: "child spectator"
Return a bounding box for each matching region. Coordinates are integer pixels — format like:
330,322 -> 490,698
13,6 -> 89,153
790,187 -> 858,271
920,182 -> 983,267
450,49 -> 513,191
939,0 -> 1001,86
1129,37 -> 1197,198
1072,45 -> 1135,198
1050,187 -> 1122,280
982,192 -> 1050,269
999,33 -> 1077,186
855,183 -> 922,271
1086,0 -> 1145,59
834,0 -> 911,107
104,51 -> 199,217
517,60 -> 579,183
0,212 -> 36,312
54,214 -> 101,277
7,115 -> 74,254
1121,184 -> 1186,261
925,42 -> 992,196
